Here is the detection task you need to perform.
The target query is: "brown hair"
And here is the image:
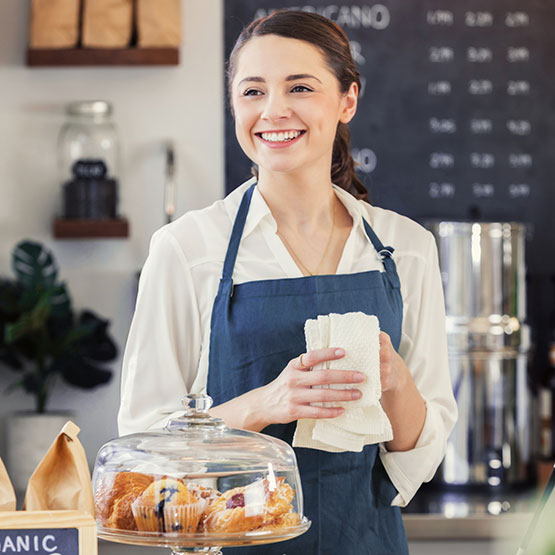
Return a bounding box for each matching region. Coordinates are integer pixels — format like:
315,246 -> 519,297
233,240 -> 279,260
227,9 -> 368,202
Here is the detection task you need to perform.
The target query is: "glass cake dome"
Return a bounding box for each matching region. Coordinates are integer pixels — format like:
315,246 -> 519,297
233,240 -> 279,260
92,394 -> 310,554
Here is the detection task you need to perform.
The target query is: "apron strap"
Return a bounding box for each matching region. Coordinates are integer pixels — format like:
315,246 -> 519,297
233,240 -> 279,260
362,218 -> 400,287
221,183 -> 256,280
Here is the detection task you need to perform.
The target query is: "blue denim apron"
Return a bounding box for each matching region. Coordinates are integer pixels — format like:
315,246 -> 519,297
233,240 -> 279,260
208,184 -> 408,554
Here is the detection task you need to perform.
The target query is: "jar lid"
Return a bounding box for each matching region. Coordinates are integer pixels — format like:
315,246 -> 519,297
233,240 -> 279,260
66,100 -> 112,117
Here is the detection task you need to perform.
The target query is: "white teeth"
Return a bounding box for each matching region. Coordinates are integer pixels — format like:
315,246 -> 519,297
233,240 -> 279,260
260,130 -> 301,142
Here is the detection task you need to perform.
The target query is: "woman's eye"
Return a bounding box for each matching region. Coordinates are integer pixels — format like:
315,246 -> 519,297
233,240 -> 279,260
243,89 -> 262,96
291,85 -> 312,93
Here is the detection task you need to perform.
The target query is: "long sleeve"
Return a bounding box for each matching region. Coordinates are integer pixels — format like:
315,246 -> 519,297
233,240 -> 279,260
118,227 -> 203,436
379,231 -> 458,506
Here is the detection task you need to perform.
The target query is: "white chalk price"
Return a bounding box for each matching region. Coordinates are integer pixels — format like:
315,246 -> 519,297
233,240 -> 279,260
430,153 -> 455,169
509,184 -> 531,198
428,81 -> 451,95
465,12 -> 493,27
472,183 -> 495,198
429,182 -> 456,198
427,10 -> 453,26
509,154 -> 533,168
507,120 -> 531,135
507,81 -> 530,95
429,118 -> 457,134
505,12 -> 530,27
469,80 -> 493,95
467,47 -> 493,63
429,47 -> 454,63
507,47 -> 530,62
470,119 -> 493,134
471,153 -> 495,169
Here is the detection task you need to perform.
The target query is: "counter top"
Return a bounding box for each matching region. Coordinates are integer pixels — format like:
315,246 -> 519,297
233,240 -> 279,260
403,512 -> 531,540
401,486 -> 555,553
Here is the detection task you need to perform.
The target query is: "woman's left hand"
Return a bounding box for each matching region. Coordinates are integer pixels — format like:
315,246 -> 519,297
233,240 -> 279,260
379,332 -> 409,393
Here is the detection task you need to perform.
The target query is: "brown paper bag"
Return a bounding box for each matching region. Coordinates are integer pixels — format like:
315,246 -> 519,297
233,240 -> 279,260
0,457 -> 16,511
24,421 -> 95,516
82,0 -> 133,48
137,0 -> 182,47
29,0 -> 81,48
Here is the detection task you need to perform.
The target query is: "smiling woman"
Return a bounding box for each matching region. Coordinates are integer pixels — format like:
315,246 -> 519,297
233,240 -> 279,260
118,9 -> 457,555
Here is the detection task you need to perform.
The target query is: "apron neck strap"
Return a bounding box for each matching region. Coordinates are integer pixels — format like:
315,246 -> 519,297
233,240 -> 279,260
362,218 -> 397,275
221,183 -> 256,280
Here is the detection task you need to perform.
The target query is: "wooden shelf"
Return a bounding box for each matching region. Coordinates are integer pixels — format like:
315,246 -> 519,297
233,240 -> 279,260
27,47 -> 179,67
53,218 -> 129,239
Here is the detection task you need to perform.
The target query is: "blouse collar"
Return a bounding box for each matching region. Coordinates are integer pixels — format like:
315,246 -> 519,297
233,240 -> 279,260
225,178 -> 371,246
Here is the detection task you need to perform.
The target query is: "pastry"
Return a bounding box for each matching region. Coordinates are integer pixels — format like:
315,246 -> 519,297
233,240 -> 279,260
183,482 -> 221,511
95,471 -> 154,530
201,477 -> 295,533
257,512 -> 301,531
131,477 -> 204,533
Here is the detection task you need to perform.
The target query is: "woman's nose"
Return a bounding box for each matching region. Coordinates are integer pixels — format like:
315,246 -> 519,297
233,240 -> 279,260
261,92 -> 291,121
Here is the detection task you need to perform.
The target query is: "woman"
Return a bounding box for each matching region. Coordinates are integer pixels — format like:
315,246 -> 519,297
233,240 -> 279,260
119,9 -> 457,554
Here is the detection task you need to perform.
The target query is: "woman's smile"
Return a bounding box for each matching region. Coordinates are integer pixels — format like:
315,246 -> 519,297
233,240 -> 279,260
255,129 -> 306,148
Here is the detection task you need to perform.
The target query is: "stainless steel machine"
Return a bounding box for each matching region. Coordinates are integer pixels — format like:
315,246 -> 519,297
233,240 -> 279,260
428,221 -> 533,488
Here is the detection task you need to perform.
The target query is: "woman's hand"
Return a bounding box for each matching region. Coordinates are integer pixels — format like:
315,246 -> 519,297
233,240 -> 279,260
378,331 -> 427,451
211,348 -> 363,431
379,332 -> 409,393
255,347 -> 365,427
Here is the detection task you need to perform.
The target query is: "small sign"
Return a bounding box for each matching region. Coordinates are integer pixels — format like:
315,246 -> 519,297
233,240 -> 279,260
0,511 -> 96,555
0,529 -> 78,555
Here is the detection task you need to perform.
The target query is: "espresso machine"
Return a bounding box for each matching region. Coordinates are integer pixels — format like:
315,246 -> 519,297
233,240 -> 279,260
428,221 -> 533,491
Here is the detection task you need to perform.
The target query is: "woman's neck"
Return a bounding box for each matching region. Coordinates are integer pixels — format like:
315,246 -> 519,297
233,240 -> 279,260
257,166 -> 338,235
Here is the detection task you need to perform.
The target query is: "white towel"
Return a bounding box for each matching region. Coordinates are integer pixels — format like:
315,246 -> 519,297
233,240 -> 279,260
292,312 -> 393,452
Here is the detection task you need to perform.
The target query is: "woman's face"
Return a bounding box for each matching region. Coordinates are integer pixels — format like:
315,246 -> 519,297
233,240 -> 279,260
231,34 -> 358,178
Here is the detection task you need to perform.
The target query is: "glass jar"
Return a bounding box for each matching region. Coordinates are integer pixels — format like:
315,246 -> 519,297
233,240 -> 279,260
57,101 -> 120,219
92,394 -> 309,555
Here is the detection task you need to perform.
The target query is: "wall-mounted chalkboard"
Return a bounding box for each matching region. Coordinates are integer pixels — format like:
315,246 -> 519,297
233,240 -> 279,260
224,0 -> 555,378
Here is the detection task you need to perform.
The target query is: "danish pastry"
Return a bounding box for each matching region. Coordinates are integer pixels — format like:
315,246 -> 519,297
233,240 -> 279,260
257,512 -> 301,531
201,477 -> 295,533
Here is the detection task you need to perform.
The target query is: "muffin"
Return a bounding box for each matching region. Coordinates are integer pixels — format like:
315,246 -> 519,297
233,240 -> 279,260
131,478 -> 204,533
95,471 -> 154,530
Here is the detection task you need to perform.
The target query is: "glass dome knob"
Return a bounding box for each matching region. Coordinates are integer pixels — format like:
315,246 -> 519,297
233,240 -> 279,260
182,393 -> 213,414
164,394 -> 225,432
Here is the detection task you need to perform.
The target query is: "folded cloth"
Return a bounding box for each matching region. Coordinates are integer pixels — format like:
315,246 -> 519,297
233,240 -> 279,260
292,312 -> 393,452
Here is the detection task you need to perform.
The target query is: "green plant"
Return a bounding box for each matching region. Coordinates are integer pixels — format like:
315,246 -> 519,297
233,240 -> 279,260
0,240 -> 116,413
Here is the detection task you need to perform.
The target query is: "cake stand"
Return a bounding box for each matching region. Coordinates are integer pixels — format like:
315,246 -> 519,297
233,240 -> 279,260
98,518 -> 311,554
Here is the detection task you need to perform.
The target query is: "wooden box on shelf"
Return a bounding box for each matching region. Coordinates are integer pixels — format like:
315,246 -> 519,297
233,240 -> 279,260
53,218 -> 129,239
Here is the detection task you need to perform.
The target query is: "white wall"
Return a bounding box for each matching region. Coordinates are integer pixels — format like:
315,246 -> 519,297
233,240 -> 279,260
0,0 -> 225,479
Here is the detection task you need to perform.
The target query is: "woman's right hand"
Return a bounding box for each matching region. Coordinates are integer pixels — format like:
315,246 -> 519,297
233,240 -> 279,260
256,347 -> 365,427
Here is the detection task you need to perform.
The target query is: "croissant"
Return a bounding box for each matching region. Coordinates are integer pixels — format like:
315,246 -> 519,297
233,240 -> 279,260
95,471 -> 154,531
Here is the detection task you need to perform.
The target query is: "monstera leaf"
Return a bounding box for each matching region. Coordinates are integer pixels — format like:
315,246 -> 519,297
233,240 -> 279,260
12,241 -> 58,290
0,239 -> 117,413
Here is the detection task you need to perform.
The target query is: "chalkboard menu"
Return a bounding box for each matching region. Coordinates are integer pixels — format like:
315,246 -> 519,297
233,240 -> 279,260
224,1 -> 555,371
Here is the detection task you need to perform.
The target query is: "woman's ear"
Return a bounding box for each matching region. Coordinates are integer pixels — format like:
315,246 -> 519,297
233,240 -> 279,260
339,82 -> 358,124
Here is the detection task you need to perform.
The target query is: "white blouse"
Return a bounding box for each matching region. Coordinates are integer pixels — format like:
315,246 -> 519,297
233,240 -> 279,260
118,177 -> 458,507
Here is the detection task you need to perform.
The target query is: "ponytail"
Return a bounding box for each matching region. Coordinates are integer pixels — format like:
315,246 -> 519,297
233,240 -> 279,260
332,123 -> 368,202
